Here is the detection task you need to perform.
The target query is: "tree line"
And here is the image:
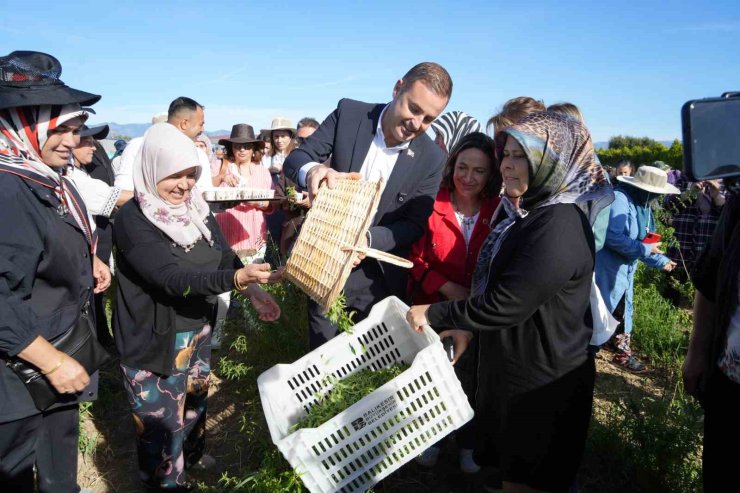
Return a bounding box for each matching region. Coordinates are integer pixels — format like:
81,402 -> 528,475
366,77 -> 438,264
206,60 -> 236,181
597,135 -> 684,169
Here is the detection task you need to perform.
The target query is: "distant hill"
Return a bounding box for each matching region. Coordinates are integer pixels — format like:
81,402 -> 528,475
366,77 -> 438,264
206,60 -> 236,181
103,122 -> 230,139
103,122 -> 149,139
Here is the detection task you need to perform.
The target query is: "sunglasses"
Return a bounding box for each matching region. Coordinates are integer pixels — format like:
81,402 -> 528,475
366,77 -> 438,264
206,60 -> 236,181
232,143 -> 256,150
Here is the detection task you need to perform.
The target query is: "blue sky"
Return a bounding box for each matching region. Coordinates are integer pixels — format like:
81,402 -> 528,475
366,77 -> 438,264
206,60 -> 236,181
2,0 -> 738,141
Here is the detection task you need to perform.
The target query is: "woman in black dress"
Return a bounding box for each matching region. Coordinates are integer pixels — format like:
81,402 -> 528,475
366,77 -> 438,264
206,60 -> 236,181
407,112 -> 611,492
0,51 -> 110,493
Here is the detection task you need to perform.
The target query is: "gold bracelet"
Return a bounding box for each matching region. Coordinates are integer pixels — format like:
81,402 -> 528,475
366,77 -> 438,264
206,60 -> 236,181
234,270 -> 247,291
43,354 -> 65,376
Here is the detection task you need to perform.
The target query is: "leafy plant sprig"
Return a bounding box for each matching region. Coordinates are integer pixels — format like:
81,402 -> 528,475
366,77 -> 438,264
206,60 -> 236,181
326,291 -> 357,334
291,364 -> 409,431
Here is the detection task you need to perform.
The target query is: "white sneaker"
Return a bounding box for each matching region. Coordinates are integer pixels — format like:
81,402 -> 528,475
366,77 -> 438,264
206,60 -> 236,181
415,446 -> 440,467
459,448 -> 480,474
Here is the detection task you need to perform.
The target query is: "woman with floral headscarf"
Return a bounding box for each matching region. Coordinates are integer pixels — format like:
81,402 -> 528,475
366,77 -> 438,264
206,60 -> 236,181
113,123 -> 282,491
0,50 -> 111,492
407,112 -> 611,492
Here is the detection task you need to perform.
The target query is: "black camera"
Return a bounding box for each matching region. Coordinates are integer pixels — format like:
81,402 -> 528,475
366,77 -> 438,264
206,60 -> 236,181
681,92 -> 740,181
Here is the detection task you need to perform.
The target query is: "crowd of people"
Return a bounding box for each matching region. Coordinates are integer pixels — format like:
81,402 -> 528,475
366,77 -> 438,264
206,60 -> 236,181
0,50 -> 736,493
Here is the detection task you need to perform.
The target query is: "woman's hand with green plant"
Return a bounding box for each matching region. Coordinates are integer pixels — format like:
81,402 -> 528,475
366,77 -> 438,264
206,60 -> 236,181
245,284 -> 281,321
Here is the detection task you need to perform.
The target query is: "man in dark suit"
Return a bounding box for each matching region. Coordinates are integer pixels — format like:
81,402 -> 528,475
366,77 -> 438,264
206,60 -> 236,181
284,62 -> 452,348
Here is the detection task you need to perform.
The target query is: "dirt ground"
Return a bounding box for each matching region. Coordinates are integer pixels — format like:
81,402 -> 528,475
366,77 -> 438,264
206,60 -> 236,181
76,350 -> 667,493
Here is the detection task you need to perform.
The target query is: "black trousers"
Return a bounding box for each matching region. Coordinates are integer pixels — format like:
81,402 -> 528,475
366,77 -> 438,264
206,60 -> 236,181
453,334 -> 478,449
701,369 -> 740,492
0,405 -> 80,493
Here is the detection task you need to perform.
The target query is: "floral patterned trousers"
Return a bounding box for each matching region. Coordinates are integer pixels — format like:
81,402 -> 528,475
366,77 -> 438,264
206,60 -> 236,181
121,325 -> 211,490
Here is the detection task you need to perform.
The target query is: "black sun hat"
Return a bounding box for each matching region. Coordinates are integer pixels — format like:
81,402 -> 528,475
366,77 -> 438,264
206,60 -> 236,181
218,123 -> 264,147
0,51 -> 101,110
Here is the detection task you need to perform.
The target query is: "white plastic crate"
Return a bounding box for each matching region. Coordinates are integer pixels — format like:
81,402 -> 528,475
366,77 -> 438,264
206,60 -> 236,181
258,296 -> 474,493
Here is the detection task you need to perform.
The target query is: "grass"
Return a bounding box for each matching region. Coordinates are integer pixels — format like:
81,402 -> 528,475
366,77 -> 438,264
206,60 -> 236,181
197,280 -> 309,492
632,265 -> 692,368
588,374 -> 703,492
78,224 -> 705,491
78,402 -> 100,457
583,211 -> 704,492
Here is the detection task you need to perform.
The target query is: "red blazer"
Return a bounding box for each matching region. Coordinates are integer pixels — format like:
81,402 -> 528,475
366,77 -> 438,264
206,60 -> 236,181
408,187 -> 500,304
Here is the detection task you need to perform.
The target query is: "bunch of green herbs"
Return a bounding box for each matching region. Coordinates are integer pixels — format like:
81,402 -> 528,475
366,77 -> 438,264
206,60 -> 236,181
292,364 -> 409,431
326,291 -> 357,334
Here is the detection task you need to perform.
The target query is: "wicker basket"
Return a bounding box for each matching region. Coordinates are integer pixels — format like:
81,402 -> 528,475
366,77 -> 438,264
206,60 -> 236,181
284,179 -> 411,311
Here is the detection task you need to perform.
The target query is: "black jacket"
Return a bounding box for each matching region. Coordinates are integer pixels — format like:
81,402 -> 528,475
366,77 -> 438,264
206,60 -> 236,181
283,99 -> 445,305
428,203 -> 595,399
113,200 -> 242,375
693,194 -> 740,387
0,165 -> 95,421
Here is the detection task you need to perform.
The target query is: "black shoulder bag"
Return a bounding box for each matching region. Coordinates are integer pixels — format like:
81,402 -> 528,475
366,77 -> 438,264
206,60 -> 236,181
6,303 -> 114,411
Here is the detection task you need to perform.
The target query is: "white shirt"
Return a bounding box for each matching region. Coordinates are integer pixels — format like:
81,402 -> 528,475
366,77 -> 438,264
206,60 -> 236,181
261,152 -> 287,174
110,155 -> 122,174
195,148 -> 214,189
453,210 -> 480,247
114,135 -> 214,191
67,165 -> 121,218
113,136 -> 143,191
298,104 -> 410,187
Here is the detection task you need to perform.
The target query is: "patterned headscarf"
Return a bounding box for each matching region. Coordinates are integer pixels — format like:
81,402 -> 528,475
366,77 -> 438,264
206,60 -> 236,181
472,112 -> 611,296
495,112 -> 611,211
431,111 -> 481,154
0,104 -> 96,248
134,123 -> 212,251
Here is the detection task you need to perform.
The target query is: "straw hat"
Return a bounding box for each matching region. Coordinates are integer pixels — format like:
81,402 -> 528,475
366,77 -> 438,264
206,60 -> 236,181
617,166 -> 680,194
268,116 -> 296,136
650,160 -> 671,171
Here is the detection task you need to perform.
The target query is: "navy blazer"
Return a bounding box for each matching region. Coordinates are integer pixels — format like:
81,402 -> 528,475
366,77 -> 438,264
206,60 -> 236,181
284,98 -> 445,301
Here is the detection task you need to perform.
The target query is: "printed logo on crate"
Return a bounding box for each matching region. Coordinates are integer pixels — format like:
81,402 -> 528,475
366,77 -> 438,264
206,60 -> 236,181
352,395 -> 399,432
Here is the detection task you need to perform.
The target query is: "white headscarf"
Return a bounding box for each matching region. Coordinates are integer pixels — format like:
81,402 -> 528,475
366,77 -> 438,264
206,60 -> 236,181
134,123 -> 212,250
